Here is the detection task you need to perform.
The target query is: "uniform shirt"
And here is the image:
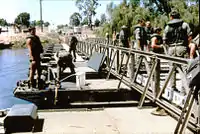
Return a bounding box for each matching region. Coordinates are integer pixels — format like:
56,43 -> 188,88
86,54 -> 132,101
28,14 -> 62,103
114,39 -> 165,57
70,36 -> 78,50
134,25 -> 147,46
119,29 -> 129,48
163,19 -> 192,46
145,27 -> 153,41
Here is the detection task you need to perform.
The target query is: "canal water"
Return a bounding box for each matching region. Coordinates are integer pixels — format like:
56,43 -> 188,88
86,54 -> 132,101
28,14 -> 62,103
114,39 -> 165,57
0,49 -> 31,109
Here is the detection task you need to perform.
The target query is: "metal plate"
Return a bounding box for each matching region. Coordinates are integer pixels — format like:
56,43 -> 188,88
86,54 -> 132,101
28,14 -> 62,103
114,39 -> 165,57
87,52 -> 105,72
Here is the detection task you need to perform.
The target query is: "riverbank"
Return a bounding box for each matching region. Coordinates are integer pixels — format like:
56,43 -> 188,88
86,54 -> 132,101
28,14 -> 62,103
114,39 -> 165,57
0,32 -> 61,49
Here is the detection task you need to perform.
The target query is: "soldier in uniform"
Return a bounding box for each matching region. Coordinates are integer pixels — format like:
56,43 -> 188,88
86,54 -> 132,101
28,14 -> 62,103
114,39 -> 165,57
150,27 -> 167,116
163,10 -> 192,95
26,26 -> 44,89
105,32 -> 110,45
69,36 -> 78,62
119,25 -> 130,48
134,18 -> 148,51
56,50 -> 75,85
145,21 -> 154,47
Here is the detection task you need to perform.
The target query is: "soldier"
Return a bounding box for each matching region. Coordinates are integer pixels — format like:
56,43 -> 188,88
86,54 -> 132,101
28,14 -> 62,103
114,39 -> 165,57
26,26 -> 44,89
56,50 -> 75,85
69,36 -> 78,62
150,27 -> 167,116
145,21 -> 154,47
119,25 -> 130,48
151,27 -> 164,53
112,30 -> 116,45
106,32 -> 109,44
134,18 -> 148,51
163,10 -> 192,95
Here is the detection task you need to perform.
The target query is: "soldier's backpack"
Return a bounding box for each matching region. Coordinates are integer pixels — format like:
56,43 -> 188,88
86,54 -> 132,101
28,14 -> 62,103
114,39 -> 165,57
186,56 -> 200,88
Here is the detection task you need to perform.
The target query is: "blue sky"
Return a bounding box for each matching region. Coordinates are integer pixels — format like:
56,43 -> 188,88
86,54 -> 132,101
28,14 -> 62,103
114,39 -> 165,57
0,0 -> 122,26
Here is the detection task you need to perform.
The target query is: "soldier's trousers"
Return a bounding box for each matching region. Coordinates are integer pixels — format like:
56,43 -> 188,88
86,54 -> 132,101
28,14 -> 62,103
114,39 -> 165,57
69,48 -> 76,60
168,46 -> 188,93
153,59 -> 160,98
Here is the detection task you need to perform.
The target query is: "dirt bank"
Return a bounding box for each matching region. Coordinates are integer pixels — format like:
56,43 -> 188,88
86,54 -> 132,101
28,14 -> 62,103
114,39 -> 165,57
0,32 -> 61,49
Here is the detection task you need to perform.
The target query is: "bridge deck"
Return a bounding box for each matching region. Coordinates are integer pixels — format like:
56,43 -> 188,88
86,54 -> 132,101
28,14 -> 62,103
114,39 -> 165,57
0,107 -> 193,134
10,43 -> 196,133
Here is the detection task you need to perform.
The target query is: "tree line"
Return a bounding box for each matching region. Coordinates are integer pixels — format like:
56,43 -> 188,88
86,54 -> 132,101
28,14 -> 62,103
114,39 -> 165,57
69,0 -> 108,29
0,12 -> 50,28
96,0 -> 199,38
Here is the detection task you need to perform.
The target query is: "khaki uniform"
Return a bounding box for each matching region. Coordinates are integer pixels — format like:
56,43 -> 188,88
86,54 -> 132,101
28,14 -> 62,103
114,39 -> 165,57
119,29 -> 129,48
134,25 -> 148,51
56,50 -> 75,82
145,27 -> 153,46
163,18 -> 192,92
150,33 -> 164,97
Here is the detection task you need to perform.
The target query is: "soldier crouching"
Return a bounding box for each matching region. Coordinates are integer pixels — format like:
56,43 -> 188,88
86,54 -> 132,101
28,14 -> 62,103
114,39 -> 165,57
55,50 -> 75,86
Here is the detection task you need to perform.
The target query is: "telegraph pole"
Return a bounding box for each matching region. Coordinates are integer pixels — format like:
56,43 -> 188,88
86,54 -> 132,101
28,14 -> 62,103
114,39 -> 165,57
40,0 -> 43,32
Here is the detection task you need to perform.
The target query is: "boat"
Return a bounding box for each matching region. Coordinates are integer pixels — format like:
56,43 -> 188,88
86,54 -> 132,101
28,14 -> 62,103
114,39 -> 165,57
13,43 -> 135,109
0,41 -> 13,49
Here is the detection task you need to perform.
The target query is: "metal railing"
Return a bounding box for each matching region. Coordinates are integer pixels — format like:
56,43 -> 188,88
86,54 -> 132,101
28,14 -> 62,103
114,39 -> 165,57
77,38 -> 200,133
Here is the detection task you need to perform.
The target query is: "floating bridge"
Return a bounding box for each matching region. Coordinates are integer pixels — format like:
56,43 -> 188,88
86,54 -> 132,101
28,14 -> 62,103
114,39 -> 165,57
13,37 -> 200,133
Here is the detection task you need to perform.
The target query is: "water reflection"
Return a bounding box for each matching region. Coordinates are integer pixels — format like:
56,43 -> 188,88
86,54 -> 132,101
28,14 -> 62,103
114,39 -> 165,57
0,49 -> 31,109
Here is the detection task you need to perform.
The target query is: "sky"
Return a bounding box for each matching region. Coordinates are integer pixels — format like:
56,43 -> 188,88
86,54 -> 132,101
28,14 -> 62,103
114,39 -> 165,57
0,0 -> 122,27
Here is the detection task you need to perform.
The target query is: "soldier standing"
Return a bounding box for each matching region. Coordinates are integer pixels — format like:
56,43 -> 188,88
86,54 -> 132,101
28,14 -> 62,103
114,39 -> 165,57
119,25 -> 130,48
145,21 -> 154,48
150,27 -> 167,116
163,10 -> 192,95
26,26 -> 43,89
134,18 -> 148,51
69,36 -> 78,62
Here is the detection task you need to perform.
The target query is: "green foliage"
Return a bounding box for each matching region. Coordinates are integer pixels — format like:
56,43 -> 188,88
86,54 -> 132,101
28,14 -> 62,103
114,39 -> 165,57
36,20 -> 44,26
70,12 -> 82,26
100,13 -> 107,25
81,17 -> 88,25
94,19 -> 100,27
106,2 -> 116,21
129,0 -> 140,7
75,0 -> 100,29
30,20 -> 36,27
97,0 -> 199,38
14,12 -> 30,27
0,18 -> 8,26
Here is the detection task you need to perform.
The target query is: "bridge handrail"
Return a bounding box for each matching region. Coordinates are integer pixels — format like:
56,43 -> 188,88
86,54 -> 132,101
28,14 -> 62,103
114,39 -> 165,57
79,39 -> 188,65
76,38 -> 200,132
